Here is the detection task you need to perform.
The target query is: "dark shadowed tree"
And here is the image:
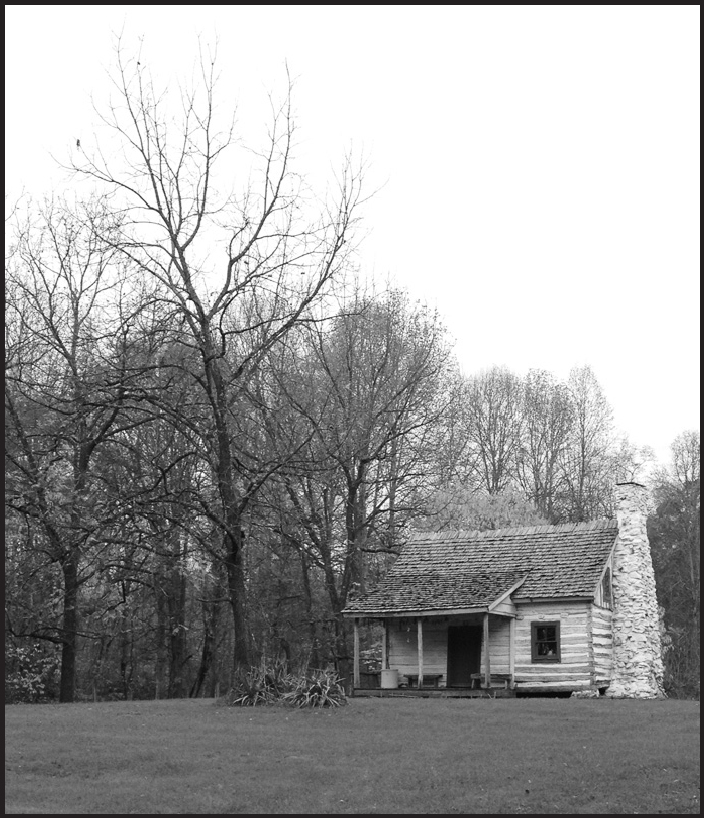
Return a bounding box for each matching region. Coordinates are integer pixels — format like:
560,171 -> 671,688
5,196 -> 148,701
649,430 -> 700,697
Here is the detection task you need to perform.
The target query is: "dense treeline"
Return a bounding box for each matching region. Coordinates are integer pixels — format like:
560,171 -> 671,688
648,432 -> 700,698
5,48 -> 699,702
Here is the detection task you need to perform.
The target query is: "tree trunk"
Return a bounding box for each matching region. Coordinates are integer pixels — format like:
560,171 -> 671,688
299,550 -> 320,669
167,564 -> 188,698
190,599 -> 217,698
207,354 -> 253,676
333,615 -> 352,693
119,601 -> 133,700
225,523 -> 251,675
154,573 -> 169,699
59,552 -> 79,703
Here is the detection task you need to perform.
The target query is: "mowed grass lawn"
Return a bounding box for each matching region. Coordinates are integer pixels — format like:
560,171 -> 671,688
5,696 -> 700,814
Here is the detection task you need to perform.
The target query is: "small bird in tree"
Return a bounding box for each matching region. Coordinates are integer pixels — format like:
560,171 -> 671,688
76,139 -> 81,149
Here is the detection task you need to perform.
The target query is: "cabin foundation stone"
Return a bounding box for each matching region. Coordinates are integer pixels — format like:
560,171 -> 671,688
606,482 -> 665,698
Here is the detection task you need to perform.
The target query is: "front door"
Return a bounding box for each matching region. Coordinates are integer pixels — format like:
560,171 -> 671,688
447,625 -> 482,687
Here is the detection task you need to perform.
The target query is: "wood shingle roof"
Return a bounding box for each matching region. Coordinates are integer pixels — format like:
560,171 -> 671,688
343,519 -> 618,616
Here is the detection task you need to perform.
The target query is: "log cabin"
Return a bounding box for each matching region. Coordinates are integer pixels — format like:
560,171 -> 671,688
342,482 -> 664,698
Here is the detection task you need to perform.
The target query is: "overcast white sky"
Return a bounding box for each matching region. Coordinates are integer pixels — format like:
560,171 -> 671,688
5,5 -> 700,466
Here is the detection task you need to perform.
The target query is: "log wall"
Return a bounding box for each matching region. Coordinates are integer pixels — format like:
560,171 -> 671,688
384,600 -> 608,692
388,616 -> 449,682
592,605 -> 613,687
387,614 -> 513,686
513,601 -> 593,691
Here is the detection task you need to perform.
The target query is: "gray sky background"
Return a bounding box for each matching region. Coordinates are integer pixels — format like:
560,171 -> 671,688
5,5 -> 700,466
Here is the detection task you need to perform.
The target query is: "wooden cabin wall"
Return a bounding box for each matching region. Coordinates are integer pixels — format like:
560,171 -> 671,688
387,615 -> 513,686
593,554 -> 613,608
491,598 -> 517,617
591,605 -> 613,687
480,616 -> 512,676
514,601 -> 593,691
383,603 -> 605,692
388,617 -> 448,682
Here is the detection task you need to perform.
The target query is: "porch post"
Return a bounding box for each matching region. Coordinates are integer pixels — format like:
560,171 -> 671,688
381,620 -> 388,670
417,617 -> 424,688
353,618 -> 360,689
509,616 -> 516,689
483,612 -> 490,688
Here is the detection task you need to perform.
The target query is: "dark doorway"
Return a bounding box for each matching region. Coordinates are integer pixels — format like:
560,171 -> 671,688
447,625 -> 482,687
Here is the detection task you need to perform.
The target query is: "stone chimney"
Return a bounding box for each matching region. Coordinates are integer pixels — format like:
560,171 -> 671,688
606,482 -> 665,698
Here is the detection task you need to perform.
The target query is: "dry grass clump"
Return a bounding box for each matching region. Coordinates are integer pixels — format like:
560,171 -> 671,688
224,661 -> 346,708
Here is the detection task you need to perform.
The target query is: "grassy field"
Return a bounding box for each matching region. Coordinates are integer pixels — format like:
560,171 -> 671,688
5,696 -> 700,814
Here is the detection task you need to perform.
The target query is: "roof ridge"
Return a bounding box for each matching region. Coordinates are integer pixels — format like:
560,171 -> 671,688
405,518 -> 617,543
384,568 -> 528,578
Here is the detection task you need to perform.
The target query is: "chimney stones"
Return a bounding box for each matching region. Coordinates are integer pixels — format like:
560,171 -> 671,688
606,482 -> 665,698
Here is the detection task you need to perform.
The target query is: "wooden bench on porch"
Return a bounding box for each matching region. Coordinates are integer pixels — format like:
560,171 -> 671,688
470,672 -> 513,690
404,673 -> 443,689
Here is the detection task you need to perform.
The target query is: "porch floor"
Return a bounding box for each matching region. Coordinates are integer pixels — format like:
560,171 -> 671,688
352,686 -> 516,698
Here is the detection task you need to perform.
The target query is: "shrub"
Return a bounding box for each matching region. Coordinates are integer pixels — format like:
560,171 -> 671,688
225,662 -> 346,708
226,658 -> 294,707
282,669 -> 347,709
5,641 -> 60,703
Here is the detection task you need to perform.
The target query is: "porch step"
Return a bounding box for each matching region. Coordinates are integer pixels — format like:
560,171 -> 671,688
470,672 -> 513,689
353,687 -> 516,699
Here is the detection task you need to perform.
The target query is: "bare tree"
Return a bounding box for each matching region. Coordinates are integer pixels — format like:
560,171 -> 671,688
70,43 -> 364,674
611,434 -> 656,484
5,196 -> 145,701
263,288 -> 453,683
559,365 -> 615,521
103,399 -> 205,699
462,366 -> 524,494
516,369 -> 572,522
417,483 -> 547,533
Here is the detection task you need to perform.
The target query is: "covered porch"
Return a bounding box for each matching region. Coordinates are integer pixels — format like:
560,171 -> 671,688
342,570 -> 527,697
350,608 -> 519,696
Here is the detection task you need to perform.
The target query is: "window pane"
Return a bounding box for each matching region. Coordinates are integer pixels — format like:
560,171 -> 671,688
532,622 -> 560,661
